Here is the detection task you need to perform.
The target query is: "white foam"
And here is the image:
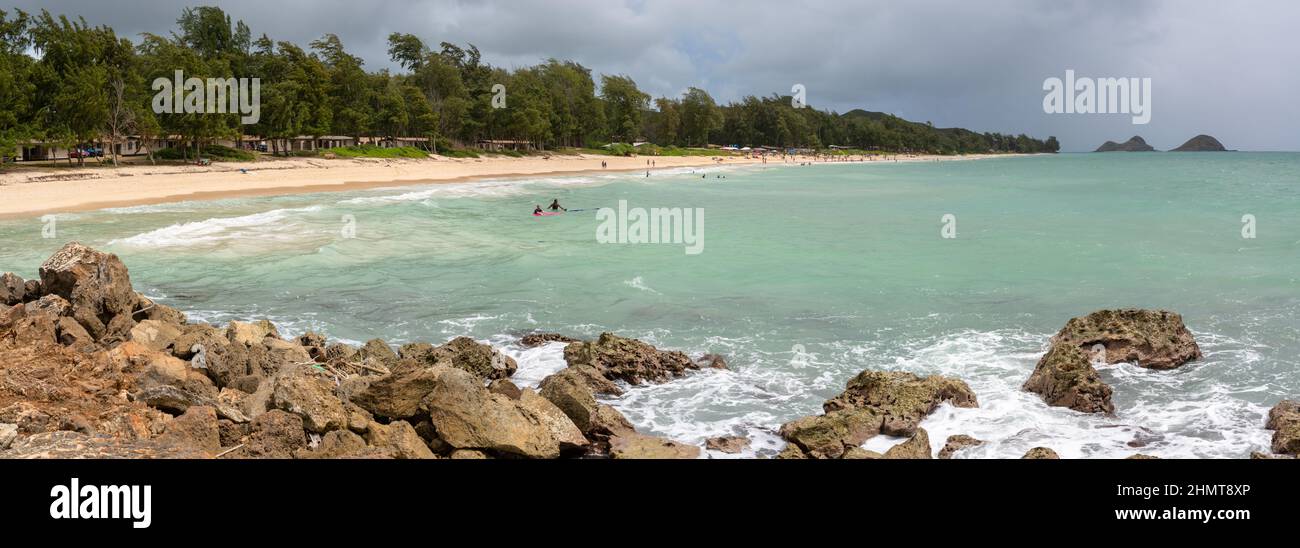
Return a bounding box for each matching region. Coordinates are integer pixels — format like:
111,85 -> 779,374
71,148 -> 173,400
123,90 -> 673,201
108,206 -> 323,249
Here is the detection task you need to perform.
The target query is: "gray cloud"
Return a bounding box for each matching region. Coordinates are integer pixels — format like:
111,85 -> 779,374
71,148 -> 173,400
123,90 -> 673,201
10,0 -> 1299,151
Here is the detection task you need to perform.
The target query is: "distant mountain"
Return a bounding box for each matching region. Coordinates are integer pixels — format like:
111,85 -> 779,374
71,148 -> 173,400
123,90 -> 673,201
1095,136 -> 1156,152
1171,134 -> 1229,151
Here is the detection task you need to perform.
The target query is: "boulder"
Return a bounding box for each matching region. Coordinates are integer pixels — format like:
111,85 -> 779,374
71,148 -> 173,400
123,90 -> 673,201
564,333 -> 698,385
270,364 -> 347,433
778,408 -> 881,459
0,422 -> 17,450
841,447 -> 884,459
1126,454 -> 1160,459
38,242 -> 138,341
357,338 -> 399,366
517,389 -> 588,452
520,332 -> 580,347
1023,342 -> 1115,414
156,405 -> 221,455
883,428 -> 932,459
537,366 -> 633,448
264,337 -> 312,365
348,360 -> 442,420
937,434 -> 984,459
227,320 -> 280,347
1050,309 -> 1202,370
129,319 -> 183,352
822,370 -> 978,436
609,434 -> 700,459
233,410 -> 306,458
55,316 -> 95,350
131,295 -> 187,325
1266,400 -> 1300,455
403,337 -> 517,380
1,431 -> 209,459
1022,447 -> 1060,459
0,272 -> 26,305
487,379 -> 523,400
295,430 -> 375,459
420,365 -> 568,458
449,449 -> 491,459
696,353 -> 728,369
705,435 -> 750,454
364,421 -> 435,459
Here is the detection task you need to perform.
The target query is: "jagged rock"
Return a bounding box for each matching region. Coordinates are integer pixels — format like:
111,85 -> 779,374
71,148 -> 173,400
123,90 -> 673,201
402,337 -> 517,380
343,402 -> 374,434
296,430 -> 374,459
421,365 -> 571,458
883,428 -> 932,459
841,447 -> 884,459
1127,454 -> 1160,459
231,410 -> 306,458
324,342 -> 358,363
938,434 -> 984,459
264,337 -> 311,365
156,405 -> 220,455
520,332 -> 581,347
37,243 -> 139,342
129,319 -> 183,352
349,360 -> 442,420
609,434 -> 700,459
55,316 -> 95,350
517,389 -> 589,452
131,295 -> 186,325
270,364 -> 347,433
537,365 -> 633,451
1266,400 -> 1300,455
5,295 -> 68,345
364,420 -> 435,459
0,422 -> 17,450
823,370 -> 978,436
1095,136 -> 1155,152
1022,447 -> 1060,459
1250,451 -> 1297,460
705,435 -> 750,454
778,408 -> 881,459
449,449 -> 490,459
227,320 -> 280,346
356,338 -> 399,367
564,333 -> 697,385
0,272 -> 26,305
297,332 -> 326,348
1024,342 -> 1114,414
1050,309 -> 1202,370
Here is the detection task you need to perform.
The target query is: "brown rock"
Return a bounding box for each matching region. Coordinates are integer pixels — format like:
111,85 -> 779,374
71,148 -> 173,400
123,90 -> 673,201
402,337 -> 517,380
227,320 -> 280,346
1022,447 -> 1060,459
705,435 -> 750,454
487,379 -> 523,400
563,333 -> 697,385
517,389 -> 588,452
1266,399 -> 1300,455
364,420 -> 435,459
295,430 -> 376,459
0,272 -> 26,305
349,360 -> 442,420
129,319 -> 183,352
38,242 -> 138,341
449,449 -> 490,459
232,410 -> 306,458
270,364 -> 347,433
697,353 -> 728,369
1050,309 -> 1202,370
420,365 -> 566,458
883,428 -> 932,459
937,434 -> 984,459
156,405 -> 221,454
1023,342 -> 1115,414
841,447 -> 885,459
778,408 -> 881,459
609,434 -> 700,459
520,332 -> 580,347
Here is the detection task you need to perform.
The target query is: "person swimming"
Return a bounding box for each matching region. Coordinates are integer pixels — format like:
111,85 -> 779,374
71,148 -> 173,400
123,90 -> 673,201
548,199 -> 566,211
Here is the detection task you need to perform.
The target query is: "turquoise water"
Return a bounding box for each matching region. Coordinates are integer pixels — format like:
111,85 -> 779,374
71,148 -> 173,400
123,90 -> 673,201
2,153 -> 1297,458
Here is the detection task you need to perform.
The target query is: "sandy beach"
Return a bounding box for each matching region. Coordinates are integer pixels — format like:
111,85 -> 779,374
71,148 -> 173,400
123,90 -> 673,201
0,152 -> 1013,219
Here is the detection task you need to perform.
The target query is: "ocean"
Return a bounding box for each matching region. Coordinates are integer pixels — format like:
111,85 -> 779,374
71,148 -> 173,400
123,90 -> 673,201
2,152 -> 1296,458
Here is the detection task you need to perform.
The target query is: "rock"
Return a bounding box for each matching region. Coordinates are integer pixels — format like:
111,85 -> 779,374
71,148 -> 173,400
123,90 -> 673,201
131,295 -> 186,325
883,428 -> 932,459
403,337 -> 517,380
349,360 -> 442,420
1265,400 -> 1300,455
938,434 -> 984,459
264,337 -> 312,365
227,320 -> 280,346
156,405 -> 221,454
296,430 -> 375,459
234,410 -> 306,458
1126,454 -> 1160,459
38,243 -> 138,341
609,434 -> 700,459
297,332 -> 326,348
1023,342 -> 1115,414
342,402 -> 374,434
270,364 -> 347,433
820,370 -> 978,436
1250,451 -> 1297,460
129,319 -> 183,352
564,333 -> 697,385
0,272 -> 25,305
696,353 -> 728,369
0,422 -> 16,450
841,447 -> 885,459
517,389 -> 588,452
357,338 -> 399,366
55,316 -> 95,350
324,343 -> 358,363
1022,447 -> 1060,459
1095,136 -> 1155,152
1050,309 -> 1202,370
537,365 -> 633,448
364,421 -> 435,459
705,435 -> 750,454
23,279 -> 41,299
1171,134 -> 1228,152
488,379 -> 523,400
449,449 -> 490,459
421,365 -> 567,458
520,333 -> 580,347
778,408 -> 881,459
2,431 -> 209,459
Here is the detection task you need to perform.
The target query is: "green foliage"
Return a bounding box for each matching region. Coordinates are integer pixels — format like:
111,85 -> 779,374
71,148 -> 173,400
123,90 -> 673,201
326,144 -> 427,159
155,144 -> 254,161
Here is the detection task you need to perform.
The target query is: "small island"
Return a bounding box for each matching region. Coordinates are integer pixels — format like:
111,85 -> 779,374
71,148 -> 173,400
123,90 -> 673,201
1171,134 -> 1229,151
1095,136 -> 1155,152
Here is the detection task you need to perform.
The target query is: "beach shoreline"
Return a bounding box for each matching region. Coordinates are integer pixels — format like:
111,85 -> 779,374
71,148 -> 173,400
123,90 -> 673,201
0,152 -> 1022,219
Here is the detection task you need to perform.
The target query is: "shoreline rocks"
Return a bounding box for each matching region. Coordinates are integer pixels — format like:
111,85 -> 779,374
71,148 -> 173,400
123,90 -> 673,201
1023,342 -> 1115,414
1265,400 -> 1299,456
1050,309 -> 1202,370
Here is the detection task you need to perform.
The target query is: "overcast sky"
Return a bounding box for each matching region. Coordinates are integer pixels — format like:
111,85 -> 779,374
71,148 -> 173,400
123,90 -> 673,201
10,0 -> 1299,151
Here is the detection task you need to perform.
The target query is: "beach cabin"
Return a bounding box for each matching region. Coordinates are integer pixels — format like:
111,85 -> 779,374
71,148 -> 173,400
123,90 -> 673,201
316,135 -> 357,149
477,139 -> 534,152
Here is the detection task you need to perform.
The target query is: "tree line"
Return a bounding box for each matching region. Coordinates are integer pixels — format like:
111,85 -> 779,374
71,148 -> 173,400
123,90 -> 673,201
0,6 -> 1058,164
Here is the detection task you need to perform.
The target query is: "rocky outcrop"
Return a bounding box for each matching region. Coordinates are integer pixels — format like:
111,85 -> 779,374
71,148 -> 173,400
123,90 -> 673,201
520,332 -> 579,347
1171,134 -> 1228,152
1050,309 -> 1202,370
1023,342 -> 1115,414
1265,400 -> 1300,456
1095,136 -> 1155,152
1022,447 -> 1060,459
778,370 -> 977,459
270,364 -> 347,433
938,434 -> 984,459
37,242 -> 139,342
399,336 -> 517,380
883,428 -> 932,459
563,333 -> 698,385
609,433 -> 700,459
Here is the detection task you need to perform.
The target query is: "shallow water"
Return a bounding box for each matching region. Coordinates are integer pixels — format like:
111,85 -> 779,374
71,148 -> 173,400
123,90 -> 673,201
2,153 -> 1296,458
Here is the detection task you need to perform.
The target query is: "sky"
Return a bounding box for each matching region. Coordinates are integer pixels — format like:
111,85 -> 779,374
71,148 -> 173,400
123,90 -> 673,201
9,0 -> 1299,151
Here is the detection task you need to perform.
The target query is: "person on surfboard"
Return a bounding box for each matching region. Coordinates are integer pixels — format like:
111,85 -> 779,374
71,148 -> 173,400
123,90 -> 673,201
533,205 -> 544,215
